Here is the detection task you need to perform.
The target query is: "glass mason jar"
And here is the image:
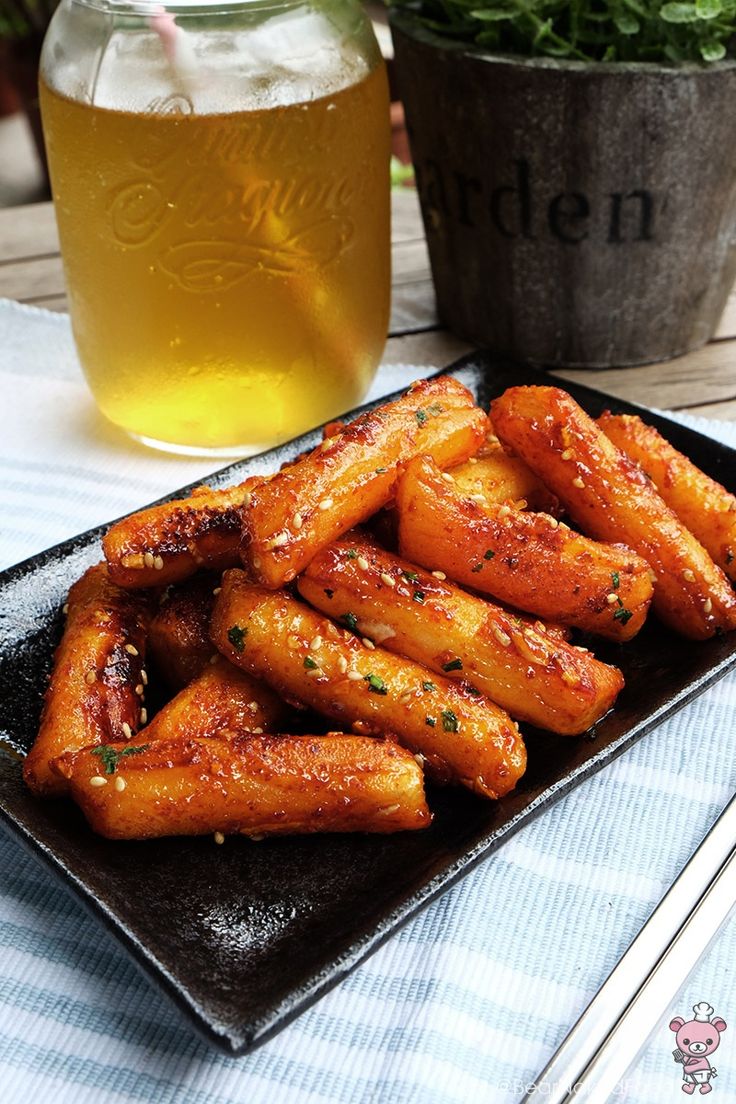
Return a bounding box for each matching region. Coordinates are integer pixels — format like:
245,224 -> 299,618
40,0 -> 391,454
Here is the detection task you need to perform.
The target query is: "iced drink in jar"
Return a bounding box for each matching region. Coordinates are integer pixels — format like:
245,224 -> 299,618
40,0 -> 391,454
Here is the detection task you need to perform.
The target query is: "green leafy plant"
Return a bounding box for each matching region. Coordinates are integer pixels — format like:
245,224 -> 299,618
388,0 -> 736,61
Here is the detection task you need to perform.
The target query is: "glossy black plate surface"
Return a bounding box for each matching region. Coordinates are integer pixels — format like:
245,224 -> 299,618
1,353 -> 735,1055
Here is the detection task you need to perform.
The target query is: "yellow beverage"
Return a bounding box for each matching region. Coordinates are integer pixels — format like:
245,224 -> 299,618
40,64 -> 390,453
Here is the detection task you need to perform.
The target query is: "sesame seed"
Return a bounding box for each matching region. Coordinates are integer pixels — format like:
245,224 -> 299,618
125,644 -> 139,656
535,621 -> 547,633
337,655 -> 348,673
380,573 -> 396,588
153,555 -> 164,571
362,638 -> 376,650
306,667 -> 323,678
572,477 -> 585,489
432,571 -> 446,580
357,555 -> 370,571
213,587 -> 221,596
378,804 -> 400,816
470,493 -> 487,504
548,517 -> 559,528
396,585 -> 410,598
252,726 -> 264,734
325,622 -> 340,639
468,457 -> 478,465
252,557 -> 261,570
492,626 -> 512,647
242,491 -> 252,507
415,753 -> 426,767
141,669 -> 148,685
347,670 -> 363,681
266,531 -> 288,549
85,670 -> 96,685
561,449 -> 573,460
683,569 -> 696,582
214,831 -> 225,845
319,498 -> 334,511
141,552 -> 154,569
293,512 -> 304,530
648,569 -> 658,584
400,690 -> 413,704
135,683 -> 144,696
89,775 -> 107,787
606,593 -> 619,605
122,722 -> 133,740
310,635 -> 323,650
115,776 -> 126,793
62,602 -> 69,615
441,473 -> 455,484
498,505 -> 512,518
288,635 -> 300,649
704,598 -> 713,613
140,708 -> 147,725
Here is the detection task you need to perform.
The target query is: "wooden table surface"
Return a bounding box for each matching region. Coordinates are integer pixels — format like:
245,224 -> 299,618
1,189 -> 735,421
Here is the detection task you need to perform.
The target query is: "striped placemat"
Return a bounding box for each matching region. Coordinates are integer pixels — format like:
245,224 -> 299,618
1,298 -> 734,1104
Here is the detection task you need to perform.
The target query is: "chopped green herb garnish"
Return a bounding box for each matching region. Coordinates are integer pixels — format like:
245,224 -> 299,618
364,673 -> 388,695
412,590 -> 425,603
441,709 -> 459,732
346,549 -> 358,560
613,607 -> 633,625
227,625 -> 247,652
92,743 -> 150,775
484,549 -> 496,560
324,588 -> 334,599
402,570 -> 420,583
341,611 -> 359,632
303,655 -> 319,669
422,681 -> 436,692
471,562 -> 483,573
425,716 -> 436,728
415,409 -> 428,426
611,571 -> 620,590
442,658 -> 463,672
466,686 -> 481,696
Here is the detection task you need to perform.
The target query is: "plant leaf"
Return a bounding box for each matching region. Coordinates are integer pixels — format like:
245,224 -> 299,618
700,38 -> 727,56
614,12 -> 639,32
660,2 -> 700,21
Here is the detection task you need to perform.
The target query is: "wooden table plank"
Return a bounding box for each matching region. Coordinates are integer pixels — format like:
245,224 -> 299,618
714,289 -> 736,340
0,201 -> 59,262
555,339 -> 736,415
0,255 -> 65,301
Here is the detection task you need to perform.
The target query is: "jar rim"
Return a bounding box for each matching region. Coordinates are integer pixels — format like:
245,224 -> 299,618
70,0 -> 304,14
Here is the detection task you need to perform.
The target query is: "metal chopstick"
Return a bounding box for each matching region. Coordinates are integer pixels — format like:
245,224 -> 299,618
522,791 -> 736,1103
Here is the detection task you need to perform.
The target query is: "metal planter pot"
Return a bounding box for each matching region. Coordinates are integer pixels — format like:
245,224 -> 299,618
390,12 -> 736,367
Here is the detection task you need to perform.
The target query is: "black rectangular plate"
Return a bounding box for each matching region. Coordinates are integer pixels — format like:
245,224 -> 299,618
1,353 -> 735,1055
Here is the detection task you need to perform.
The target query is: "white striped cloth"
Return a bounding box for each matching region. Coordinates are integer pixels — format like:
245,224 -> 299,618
0,297 -> 734,1104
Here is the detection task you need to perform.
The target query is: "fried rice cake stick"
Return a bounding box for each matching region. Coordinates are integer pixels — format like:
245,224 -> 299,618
491,386 -> 736,640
